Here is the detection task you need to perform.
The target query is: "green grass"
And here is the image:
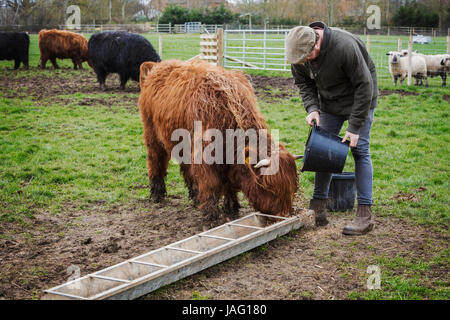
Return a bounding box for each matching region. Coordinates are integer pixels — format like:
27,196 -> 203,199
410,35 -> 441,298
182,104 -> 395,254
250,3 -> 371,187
348,249 -> 450,300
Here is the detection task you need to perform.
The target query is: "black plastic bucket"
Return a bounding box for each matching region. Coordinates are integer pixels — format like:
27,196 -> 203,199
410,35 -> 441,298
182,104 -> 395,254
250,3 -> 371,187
326,172 -> 356,212
301,124 -> 350,173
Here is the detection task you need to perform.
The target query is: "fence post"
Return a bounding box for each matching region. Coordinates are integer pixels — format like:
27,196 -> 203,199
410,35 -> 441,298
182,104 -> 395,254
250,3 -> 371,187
407,40 -> 412,86
398,38 -> 402,52
217,28 -> 224,67
447,35 -> 449,54
448,28 -> 450,54
159,34 -> 163,59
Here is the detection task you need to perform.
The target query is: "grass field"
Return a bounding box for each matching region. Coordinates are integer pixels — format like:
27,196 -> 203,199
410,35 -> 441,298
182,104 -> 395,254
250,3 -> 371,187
0,33 -> 449,300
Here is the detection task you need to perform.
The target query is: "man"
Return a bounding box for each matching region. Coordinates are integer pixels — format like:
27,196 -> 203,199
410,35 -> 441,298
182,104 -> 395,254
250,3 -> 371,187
287,21 -> 378,236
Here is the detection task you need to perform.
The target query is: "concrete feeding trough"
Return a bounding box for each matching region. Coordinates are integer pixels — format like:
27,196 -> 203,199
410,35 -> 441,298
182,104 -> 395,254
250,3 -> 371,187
42,211 -> 311,300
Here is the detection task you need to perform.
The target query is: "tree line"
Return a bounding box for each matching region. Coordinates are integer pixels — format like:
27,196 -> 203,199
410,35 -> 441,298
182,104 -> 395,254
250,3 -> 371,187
1,0 -> 449,30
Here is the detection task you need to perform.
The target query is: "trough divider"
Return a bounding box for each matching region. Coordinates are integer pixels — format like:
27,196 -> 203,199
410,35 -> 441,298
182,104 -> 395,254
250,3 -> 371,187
130,261 -> 168,269
255,213 -> 289,220
166,247 -> 203,254
44,290 -> 89,300
199,234 -> 235,241
229,223 -> 264,230
90,275 -> 131,283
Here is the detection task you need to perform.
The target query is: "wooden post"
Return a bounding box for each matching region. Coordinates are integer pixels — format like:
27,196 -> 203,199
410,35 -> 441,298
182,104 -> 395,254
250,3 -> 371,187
217,28 -> 224,67
447,28 -> 450,54
158,34 -> 162,59
447,35 -> 450,54
407,40 -> 412,86
398,38 -> 402,52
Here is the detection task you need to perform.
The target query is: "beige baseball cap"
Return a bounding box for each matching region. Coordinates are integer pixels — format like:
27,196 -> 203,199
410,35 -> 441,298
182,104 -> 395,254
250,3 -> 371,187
286,26 -> 317,64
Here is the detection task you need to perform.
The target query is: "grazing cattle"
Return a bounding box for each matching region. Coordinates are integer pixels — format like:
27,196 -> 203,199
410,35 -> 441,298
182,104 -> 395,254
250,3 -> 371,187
138,59 -> 299,227
38,29 -> 89,70
0,32 -> 29,69
88,31 -> 161,90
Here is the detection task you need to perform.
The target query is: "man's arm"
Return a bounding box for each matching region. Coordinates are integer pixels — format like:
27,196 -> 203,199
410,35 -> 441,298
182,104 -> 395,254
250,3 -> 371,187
341,41 -> 374,135
291,64 -> 320,115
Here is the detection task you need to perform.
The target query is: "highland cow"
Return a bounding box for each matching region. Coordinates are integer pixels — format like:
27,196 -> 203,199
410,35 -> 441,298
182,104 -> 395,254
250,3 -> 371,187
138,59 -> 300,227
0,32 -> 29,69
88,31 -> 161,90
38,29 -> 90,70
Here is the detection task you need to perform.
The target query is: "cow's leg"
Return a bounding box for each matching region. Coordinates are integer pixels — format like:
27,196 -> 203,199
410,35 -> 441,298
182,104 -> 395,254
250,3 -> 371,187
142,116 -> 169,203
223,182 -> 240,220
72,59 -> 78,70
194,166 -> 223,227
180,164 -> 199,206
14,58 -> 20,70
95,68 -> 107,91
50,57 -> 59,69
40,56 -> 47,69
22,54 -> 29,70
119,72 -> 129,90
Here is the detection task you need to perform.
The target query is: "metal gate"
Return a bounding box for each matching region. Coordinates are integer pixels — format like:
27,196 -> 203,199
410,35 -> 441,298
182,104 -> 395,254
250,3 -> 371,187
224,29 -> 291,71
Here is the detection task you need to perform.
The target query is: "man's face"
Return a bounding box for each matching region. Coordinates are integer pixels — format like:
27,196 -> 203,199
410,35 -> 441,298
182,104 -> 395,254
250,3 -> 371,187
305,42 -> 320,62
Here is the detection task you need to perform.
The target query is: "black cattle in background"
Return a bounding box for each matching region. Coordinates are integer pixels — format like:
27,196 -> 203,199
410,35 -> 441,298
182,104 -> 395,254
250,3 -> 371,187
0,32 -> 29,69
88,31 -> 161,90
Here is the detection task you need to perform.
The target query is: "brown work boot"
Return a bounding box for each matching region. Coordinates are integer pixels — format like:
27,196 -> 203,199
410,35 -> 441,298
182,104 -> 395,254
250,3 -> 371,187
342,205 -> 374,236
309,199 -> 329,227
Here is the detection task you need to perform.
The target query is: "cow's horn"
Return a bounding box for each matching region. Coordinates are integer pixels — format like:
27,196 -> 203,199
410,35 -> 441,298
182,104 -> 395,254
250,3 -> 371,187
254,159 -> 271,169
294,155 -> 303,160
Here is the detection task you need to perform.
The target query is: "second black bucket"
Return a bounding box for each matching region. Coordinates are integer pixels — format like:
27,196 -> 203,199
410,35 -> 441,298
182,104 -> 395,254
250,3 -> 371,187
326,172 -> 356,212
301,123 -> 350,173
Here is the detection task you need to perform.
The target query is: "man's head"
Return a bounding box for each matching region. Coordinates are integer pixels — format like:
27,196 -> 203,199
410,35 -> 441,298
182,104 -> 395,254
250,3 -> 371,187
286,26 -> 321,64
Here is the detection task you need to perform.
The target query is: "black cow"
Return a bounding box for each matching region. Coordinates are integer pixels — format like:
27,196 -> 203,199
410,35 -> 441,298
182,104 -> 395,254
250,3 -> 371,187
0,32 -> 29,69
88,31 -> 161,90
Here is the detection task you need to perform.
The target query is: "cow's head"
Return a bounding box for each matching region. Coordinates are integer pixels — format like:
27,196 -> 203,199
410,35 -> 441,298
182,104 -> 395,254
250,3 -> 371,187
231,140 -> 300,217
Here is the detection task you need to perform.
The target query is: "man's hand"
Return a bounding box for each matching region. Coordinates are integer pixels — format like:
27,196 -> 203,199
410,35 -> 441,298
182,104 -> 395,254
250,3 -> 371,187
306,111 -> 320,127
342,131 -> 359,148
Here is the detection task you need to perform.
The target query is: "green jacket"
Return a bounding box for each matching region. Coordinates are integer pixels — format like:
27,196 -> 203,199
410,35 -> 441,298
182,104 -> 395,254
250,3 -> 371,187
291,22 -> 378,134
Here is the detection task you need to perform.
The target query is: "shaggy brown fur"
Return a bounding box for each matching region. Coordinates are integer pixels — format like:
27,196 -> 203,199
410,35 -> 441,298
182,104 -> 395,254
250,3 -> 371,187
138,59 -> 299,226
38,29 -> 90,69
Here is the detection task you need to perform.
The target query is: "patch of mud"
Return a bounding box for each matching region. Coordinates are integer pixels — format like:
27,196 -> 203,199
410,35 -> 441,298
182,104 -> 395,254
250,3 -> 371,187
379,89 -> 420,97
249,75 -> 298,101
0,67 -> 140,102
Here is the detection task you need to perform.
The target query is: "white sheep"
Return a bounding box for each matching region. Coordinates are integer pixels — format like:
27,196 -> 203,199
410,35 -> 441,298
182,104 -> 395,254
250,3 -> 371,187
386,51 -> 428,86
402,51 -> 449,86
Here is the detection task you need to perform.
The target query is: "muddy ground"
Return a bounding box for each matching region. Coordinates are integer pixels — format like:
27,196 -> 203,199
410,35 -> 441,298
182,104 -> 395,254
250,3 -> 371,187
0,69 -> 448,300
